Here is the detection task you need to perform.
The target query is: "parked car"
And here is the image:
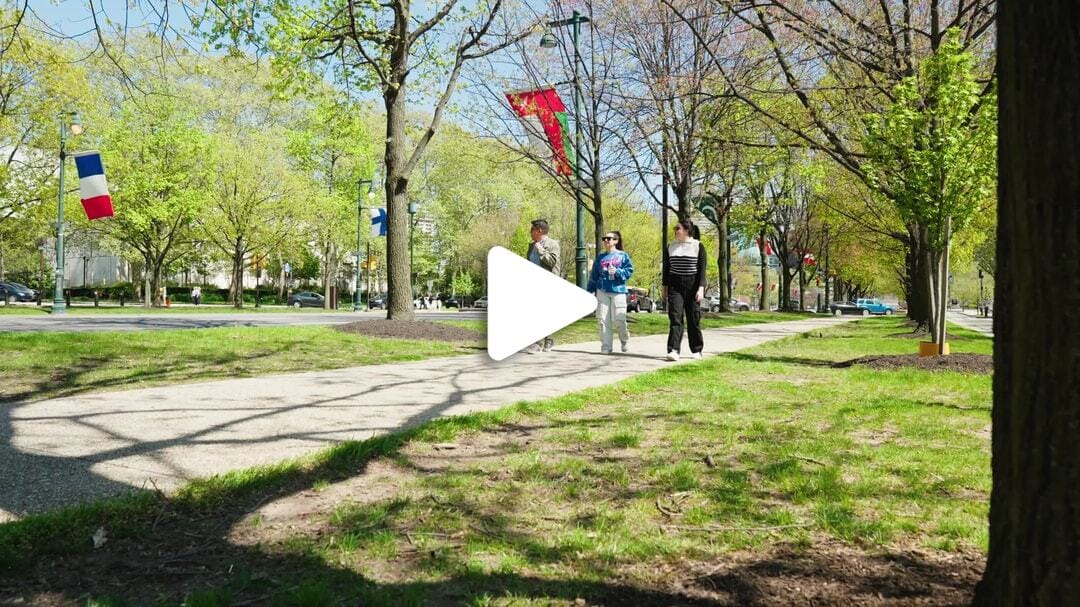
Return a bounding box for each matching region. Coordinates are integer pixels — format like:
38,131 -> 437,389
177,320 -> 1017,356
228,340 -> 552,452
828,300 -> 860,315
626,287 -> 654,313
287,291 -> 324,308
442,295 -> 460,308
0,281 -> 36,302
473,296 -> 488,309
369,294 -> 387,309
856,298 -> 896,315
730,299 -> 751,312
703,296 -> 750,312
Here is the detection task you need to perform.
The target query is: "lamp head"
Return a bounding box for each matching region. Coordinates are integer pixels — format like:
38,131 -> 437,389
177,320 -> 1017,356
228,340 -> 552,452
69,112 -> 84,136
539,31 -> 559,48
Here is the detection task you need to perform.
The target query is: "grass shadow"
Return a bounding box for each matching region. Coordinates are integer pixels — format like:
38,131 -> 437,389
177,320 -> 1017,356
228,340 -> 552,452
728,352 -> 839,368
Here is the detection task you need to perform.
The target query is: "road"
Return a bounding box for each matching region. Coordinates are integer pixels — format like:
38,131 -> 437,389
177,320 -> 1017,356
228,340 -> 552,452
0,309 -> 486,333
947,310 -> 994,336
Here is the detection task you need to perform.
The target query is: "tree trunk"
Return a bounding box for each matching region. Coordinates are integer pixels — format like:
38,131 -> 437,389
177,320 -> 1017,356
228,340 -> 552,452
322,241 -> 340,310
143,257 -> 152,308
149,263 -> 164,308
592,182 -> 605,254
277,252 -> 285,300
907,225 -> 932,328
974,2 -> 1080,602
717,214 -> 731,312
798,267 -> 806,312
231,250 -> 245,309
384,79 -> 415,320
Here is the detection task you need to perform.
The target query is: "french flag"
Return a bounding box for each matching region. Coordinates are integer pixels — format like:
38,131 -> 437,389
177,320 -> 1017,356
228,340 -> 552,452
73,151 -> 114,220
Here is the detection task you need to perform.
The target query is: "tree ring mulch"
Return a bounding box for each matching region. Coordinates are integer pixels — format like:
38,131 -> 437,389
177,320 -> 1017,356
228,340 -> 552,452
834,353 -> 992,374
334,319 -> 484,344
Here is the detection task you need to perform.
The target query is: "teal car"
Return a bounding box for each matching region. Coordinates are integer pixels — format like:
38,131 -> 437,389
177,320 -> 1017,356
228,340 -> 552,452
856,298 -> 896,315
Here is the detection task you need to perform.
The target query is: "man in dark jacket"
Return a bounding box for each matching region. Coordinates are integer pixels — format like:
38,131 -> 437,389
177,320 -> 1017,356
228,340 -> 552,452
525,218 -> 561,352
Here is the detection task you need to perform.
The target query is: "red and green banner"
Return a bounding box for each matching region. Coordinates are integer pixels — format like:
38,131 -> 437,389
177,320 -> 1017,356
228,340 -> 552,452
505,87 -> 575,176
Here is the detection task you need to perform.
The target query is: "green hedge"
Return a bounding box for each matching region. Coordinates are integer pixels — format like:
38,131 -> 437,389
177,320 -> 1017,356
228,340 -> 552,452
63,284 -> 285,306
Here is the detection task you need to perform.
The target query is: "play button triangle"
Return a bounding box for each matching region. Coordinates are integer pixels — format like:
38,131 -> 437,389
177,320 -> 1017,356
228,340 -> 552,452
486,246 -> 598,361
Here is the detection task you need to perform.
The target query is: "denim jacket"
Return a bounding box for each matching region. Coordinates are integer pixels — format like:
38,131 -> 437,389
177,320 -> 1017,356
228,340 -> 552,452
587,250 -> 634,294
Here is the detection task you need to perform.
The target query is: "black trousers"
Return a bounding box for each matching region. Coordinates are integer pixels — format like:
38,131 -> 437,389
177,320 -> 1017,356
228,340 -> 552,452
667,276 -> 703,354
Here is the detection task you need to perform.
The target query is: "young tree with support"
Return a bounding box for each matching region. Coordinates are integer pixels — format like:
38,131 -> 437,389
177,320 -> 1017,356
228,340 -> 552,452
664,0 -> 996,327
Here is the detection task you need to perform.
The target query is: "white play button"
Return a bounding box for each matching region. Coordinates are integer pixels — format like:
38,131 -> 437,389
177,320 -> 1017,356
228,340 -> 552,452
486,246 -> 598,361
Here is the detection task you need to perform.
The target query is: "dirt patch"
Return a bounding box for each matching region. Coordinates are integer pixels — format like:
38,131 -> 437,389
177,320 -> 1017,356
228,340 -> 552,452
834,354 -> 992,374
851,426 -> 902,447
674,539 -> 984,606
334,319 -> 484,344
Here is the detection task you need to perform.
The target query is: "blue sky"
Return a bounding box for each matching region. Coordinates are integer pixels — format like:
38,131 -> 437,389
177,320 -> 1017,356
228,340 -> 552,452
31,1 -> 195,41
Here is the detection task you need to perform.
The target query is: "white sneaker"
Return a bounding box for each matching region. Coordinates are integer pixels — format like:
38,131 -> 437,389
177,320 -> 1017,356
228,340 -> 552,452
689,352 -> 703,360
621,342 -> 629,353
666,351 -> 680,361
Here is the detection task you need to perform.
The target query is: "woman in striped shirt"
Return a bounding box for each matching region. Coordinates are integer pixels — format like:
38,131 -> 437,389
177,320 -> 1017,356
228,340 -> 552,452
663,219 -> 708,361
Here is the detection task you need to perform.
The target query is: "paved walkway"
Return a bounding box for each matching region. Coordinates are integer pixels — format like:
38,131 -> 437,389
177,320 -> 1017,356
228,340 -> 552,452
1,316 -> 851,520
947,310 -> 994,336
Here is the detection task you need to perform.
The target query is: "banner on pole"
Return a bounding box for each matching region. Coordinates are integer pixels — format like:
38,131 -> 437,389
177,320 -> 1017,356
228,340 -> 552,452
505,87 -> 575,176
73,151 -> 114,220
370,208 -> 387,238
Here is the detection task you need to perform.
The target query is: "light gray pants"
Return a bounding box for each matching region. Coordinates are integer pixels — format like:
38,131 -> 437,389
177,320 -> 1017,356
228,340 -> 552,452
596,290 -> 629,352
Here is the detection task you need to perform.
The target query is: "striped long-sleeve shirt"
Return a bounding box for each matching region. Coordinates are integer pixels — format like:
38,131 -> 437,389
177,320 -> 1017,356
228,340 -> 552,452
663,238 -> 707,290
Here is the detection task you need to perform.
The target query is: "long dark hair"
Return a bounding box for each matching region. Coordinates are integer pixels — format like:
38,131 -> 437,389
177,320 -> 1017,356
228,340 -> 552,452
675,219 -> 697,239
606,230 -> 625,251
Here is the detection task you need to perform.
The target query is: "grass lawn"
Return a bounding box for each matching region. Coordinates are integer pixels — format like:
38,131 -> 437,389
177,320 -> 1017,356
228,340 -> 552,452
0,318 -> 992,605
0,326 -> 478,403
0,311 -> 802,403
445,309 -> 807,345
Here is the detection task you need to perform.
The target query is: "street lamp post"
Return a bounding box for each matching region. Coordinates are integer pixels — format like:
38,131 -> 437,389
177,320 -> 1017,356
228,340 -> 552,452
355,178 -> 375,311
52,111 -> 83,314
978,268 -> 985,316
541,10 -> 590,289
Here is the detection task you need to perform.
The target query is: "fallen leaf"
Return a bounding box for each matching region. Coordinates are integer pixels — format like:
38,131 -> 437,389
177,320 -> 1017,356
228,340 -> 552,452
92,527 -> 108,549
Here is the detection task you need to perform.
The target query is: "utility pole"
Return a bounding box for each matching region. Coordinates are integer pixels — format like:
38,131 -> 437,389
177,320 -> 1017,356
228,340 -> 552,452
824,225 -> 831,309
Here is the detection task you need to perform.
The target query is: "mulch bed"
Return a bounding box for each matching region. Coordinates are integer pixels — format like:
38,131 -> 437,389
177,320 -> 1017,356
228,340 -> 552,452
834,353 -> 993,374
334,319 -> 484,344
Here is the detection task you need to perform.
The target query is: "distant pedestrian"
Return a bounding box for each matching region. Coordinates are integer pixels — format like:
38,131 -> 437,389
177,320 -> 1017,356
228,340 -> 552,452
191,286 -> 202,306
587,231 -> 634,354
663,219 -> 707,361
525,218 -> 561,353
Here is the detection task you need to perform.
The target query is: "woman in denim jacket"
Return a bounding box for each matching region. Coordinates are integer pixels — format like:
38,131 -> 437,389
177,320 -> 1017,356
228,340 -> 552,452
587,231 -> 635,354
